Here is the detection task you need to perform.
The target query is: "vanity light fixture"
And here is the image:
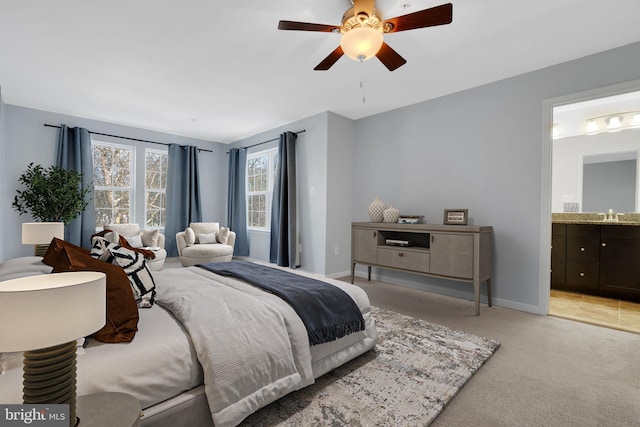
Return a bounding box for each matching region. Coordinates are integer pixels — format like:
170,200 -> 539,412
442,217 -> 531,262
585,119 -> 599,135
606,115 -> 623,132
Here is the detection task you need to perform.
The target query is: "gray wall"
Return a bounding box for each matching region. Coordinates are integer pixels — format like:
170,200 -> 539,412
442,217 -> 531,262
325,113 -> 355,277
1,105 -> 227,260
351,41 -> 640,313
230,112 -> 331,274
0,90 -> 6,261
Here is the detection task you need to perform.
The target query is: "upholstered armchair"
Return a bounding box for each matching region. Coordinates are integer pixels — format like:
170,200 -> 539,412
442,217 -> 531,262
176,222 -> 236,267
103,224 -> 167,270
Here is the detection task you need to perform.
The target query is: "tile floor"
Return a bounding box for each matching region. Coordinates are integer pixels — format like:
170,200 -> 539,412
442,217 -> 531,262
549,289 -> 640,334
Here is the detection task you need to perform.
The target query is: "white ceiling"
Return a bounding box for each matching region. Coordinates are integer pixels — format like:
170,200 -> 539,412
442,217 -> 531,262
1,0 -> 640,144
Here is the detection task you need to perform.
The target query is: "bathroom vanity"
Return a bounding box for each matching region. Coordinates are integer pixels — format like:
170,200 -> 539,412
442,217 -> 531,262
552,213 -> 640,301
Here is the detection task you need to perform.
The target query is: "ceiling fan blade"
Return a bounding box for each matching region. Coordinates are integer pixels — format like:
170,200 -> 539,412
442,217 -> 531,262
278,20 -> 339,32
383,3 -> 452,33
314,46 -> 344,70
376,42 -> 406,71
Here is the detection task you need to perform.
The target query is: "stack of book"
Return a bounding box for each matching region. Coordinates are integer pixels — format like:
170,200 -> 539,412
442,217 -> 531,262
397,215 -> 425,224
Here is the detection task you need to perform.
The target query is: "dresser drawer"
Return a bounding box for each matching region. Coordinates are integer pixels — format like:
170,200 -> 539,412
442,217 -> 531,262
378,247 -> 430,273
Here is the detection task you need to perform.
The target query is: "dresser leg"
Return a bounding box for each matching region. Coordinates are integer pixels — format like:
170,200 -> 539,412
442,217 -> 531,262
351,263 -> 355,284
474,280 -> 480,316
487,278 -> 492,307
367,266 -> 371,281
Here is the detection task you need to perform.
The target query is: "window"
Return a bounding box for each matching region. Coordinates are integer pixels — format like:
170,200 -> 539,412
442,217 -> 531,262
247,148 -> 278,230
145,149 -> 168,228
93,142 -> 134,227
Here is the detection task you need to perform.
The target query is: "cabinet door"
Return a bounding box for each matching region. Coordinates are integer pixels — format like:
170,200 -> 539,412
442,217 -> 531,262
430,233 -> 474,279
600,227 -> 640,295
551,223 -> 567,287
353,228 -> 379,264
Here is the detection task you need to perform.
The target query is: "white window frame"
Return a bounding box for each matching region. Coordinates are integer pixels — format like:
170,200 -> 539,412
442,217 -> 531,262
92,140 -> 135,228
246,147 -> 278,231
144,148 -> 168,229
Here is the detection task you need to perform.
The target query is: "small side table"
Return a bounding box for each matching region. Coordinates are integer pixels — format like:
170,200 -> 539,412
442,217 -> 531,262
77,392 -> 141,427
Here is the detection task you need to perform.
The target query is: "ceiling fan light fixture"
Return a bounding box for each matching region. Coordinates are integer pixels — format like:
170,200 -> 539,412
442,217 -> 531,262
340,27 -> 383,61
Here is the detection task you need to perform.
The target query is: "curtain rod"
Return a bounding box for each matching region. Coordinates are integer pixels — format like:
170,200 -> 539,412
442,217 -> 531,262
226,129 -> 306,154
44,124 -> 213,153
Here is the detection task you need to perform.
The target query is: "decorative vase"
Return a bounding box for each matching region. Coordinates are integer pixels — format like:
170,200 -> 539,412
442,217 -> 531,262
368,197 -> 385,222
383,206 -> 400,223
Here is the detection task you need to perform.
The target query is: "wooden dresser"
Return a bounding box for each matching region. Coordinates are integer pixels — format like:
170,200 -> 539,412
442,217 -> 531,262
351,222 -> 493,315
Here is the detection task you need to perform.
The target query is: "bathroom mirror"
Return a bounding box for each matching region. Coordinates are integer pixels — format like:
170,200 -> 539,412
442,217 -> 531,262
552,90 -> 640,214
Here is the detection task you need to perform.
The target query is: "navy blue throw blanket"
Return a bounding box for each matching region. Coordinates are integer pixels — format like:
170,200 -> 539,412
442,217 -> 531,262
198,261 -> 365,345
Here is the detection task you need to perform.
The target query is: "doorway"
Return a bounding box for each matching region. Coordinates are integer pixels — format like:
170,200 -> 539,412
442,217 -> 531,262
547,84 -> 640,333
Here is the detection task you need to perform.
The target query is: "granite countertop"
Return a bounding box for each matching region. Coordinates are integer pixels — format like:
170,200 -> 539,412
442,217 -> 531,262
552,213 -> 640,225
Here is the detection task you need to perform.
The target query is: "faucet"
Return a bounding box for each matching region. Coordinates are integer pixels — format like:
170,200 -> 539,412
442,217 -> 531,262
600,209 -> 620,222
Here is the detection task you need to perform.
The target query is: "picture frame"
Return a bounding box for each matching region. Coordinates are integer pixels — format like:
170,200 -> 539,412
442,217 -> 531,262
443,209 -> 468,225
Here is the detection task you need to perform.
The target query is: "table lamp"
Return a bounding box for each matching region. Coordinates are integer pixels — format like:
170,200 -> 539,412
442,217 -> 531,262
22,222 -> 65,256
0,272 -> 106,427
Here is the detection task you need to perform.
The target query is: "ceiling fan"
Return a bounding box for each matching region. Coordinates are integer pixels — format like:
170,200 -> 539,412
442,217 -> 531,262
278,0 -> 453,71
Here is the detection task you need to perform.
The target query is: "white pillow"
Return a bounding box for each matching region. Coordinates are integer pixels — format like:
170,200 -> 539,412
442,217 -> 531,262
104,231 -> 120,244
125,234 -> 143,248
184,227 -> 195,246
141,229 -> 159,247
198,232 -> 218,244
216,227 -> 230,245
190,222 -> 219,243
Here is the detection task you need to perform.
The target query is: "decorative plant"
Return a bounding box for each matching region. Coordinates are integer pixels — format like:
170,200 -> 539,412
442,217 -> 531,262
12,163 -> 92,224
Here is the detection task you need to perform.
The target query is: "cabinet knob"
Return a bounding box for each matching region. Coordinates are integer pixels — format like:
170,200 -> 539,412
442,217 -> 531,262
398,252 -> 404,257
580,272 -> 585,277
601,242 -> 607,247
580,247 -> 585,252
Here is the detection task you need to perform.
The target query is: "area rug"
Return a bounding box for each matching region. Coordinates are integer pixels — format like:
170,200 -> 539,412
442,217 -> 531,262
241,306 -> 501,426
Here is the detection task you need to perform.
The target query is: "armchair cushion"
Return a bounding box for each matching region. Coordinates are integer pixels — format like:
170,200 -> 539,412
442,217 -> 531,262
184,227 -> 196,246
216,227 -> 230,244
198,232 -> 218,244
190,222 -> 219,243
126,234 -> 144,248
141,229 -> 160,248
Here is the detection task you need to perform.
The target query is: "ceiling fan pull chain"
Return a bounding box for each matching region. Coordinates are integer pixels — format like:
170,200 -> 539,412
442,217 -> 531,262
360,60 -> 366,103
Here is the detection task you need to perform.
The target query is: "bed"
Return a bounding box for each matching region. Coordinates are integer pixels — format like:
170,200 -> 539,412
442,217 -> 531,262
0,255 -> 378,427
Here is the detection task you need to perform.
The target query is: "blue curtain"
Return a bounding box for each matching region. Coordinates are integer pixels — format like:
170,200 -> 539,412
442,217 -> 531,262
165,144 -> 202,256
227,148 -> 249,256
270,131 -> 298,268
56,125 -> 95,248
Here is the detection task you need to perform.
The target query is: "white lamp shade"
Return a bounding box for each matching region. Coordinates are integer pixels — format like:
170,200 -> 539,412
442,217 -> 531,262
0,272 -> 106,352
340,27 -> 384,61
22,222 -> 65,245
585,119 -> 599,134
606,115 -> 623,131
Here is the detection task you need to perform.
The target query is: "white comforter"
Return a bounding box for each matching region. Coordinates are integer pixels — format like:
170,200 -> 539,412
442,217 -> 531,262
154,267 -> 316,427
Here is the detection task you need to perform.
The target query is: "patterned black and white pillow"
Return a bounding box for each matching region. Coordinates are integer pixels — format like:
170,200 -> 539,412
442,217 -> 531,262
91,236 -> 156,308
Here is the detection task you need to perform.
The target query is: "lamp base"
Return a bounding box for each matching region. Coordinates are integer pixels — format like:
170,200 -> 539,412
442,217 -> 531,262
23,341 -> 78,427
34,244 -> 50,257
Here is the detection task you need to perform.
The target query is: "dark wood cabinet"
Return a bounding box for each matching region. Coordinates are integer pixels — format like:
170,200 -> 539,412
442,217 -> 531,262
551,223 -> 566,287
552,222 -> 640,301
600,226 -> 640,299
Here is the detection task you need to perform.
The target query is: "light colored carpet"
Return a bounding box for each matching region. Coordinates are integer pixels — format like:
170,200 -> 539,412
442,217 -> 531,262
351,278 -> 640,427
241,306 -> 499,426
